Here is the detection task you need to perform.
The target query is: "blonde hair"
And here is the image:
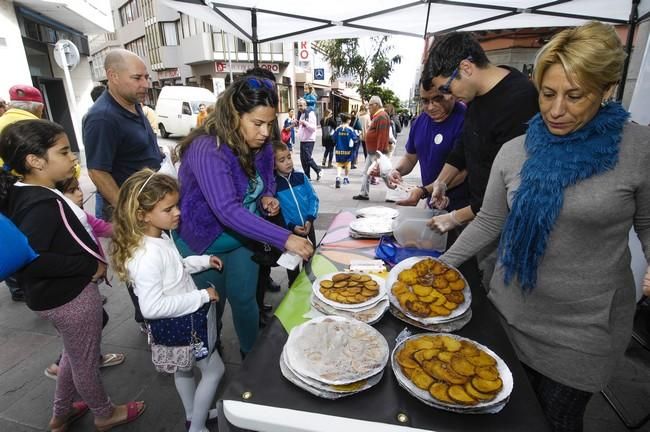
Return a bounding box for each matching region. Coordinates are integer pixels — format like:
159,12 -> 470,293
110,169 -> 179,282
534,21 -> 626,96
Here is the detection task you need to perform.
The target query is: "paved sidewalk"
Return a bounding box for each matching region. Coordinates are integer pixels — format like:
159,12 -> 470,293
0,125 -> 646,431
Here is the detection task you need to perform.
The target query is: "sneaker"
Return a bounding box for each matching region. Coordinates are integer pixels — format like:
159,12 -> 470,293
316,170 -> 321,181
351,165 -> 357,169
343,177 -> 350,185
352,194 -> 369,200
44,363 -> 59,380
371,177 -> 380,185
335,178 -> 341,189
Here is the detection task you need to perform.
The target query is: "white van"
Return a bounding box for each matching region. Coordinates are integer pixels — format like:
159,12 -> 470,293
155,86 -> 217,138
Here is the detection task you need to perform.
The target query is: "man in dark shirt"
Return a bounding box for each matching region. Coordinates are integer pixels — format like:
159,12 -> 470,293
83,49 -> 161,327
420,32 -> 539,232
83,49 -> 161,220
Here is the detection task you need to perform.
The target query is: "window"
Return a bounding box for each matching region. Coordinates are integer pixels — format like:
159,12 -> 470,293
236,37 -> 247,53
125,37 -> 147,59
278,84 -> 290,113
182,102 -> 192,115
119,0 -> 141,26
160,21 -> 179,46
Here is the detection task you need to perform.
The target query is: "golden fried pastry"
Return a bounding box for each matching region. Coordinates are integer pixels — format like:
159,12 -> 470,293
450,354 -> 476,377
429,304 -> 452,316
332,273 -> 350,282
358,275 -> 371,282
443,269 -> 461,282
350,274 -> 362,281
320,280 -> 334,288
411,367 -> 435,390
429,382 -> 454,404
437,351 -> 453,363
397,292 -> 417,307
432,277 -> 449,289
432,261 -> 448,275
448,384 -> 478,405
406,300 -> 431,317
412,284 -> 433,297
398,269 -> 418,285
443,301 -> 459,310
449,279 -> 466,291
445,291 -> 465,304
475,365 -> 499,381
466,351 -> 497,367
397,349 -> 419,369
417,275 -> 433,286
414,349 -> 439,365
471,377 -> 503,393
465,382 -> 496,401
333,281 -> 347,288
460,341 -> 480,357
440,336 -> 462,352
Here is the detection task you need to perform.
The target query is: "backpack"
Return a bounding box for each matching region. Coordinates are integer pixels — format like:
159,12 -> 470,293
0,213 -> 38,281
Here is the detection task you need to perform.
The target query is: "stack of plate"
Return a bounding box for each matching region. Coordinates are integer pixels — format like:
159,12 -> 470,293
280,316 -> 389,399
311,272 -> 388,324
386,257 -> 472,332
355,206 -> 399,219
391,333 -> 513,413
349,217 -> 393,239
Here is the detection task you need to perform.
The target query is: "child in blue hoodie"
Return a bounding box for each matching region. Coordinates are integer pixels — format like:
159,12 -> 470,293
332,112 -> 359,189
273,142 -> 319,285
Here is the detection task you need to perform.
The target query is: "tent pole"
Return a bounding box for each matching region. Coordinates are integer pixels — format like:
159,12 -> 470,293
423,0 -> 432,38
252,8 -> 259,68
618,0 -> 640,101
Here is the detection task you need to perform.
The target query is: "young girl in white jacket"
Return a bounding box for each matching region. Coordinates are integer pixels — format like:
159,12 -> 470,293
111,169 -> 224,432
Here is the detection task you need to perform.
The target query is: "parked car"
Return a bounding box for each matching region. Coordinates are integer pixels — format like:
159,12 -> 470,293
155,86 -> 216,137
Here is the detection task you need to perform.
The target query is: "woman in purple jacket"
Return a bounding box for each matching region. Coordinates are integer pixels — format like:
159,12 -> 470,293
174,76 -> 314,355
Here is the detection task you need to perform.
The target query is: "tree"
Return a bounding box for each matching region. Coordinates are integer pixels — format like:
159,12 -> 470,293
316,36 -> 401,102
363,82 -> 401,109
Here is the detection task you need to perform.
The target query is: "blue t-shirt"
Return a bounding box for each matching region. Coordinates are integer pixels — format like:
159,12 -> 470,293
332,126 -> 358,163
405,102 -> 468,210
83,91 -> 162,186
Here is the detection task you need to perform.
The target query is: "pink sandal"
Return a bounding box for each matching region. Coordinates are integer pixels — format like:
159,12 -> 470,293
50,401 -> 89,432
95,401 -> 146,432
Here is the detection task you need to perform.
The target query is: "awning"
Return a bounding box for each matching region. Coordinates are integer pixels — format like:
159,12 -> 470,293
16,0 -> 114,34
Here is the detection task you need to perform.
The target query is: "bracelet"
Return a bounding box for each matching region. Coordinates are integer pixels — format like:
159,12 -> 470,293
419,186 -> 431,198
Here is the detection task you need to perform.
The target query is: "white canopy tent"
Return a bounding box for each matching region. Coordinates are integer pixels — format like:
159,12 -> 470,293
164,0 -> 650,99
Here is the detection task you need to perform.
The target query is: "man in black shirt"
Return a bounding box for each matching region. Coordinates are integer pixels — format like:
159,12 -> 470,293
420,32 -> 539,232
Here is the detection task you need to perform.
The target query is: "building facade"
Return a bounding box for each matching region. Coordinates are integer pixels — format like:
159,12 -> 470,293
0,0 -> 114,152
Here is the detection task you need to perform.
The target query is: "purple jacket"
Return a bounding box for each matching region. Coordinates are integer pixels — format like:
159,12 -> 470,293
177,135 -> 291,253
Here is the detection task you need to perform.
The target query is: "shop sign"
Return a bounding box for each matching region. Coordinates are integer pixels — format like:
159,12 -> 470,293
214,62 -> 280,74
158,68 -> 180,79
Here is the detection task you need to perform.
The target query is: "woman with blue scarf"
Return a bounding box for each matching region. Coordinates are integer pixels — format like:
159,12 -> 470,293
440,22 -> 650,432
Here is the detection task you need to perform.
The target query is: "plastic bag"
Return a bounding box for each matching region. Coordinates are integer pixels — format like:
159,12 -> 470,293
0,213 -> 38,281
374,236 -> 441,268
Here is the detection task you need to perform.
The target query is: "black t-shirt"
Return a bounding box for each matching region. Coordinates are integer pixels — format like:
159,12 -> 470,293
83,91 -> 161,186
446,66 -> 539,214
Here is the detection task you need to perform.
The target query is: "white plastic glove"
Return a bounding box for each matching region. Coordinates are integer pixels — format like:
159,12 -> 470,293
644,265 -> 650,297
427,210 -> 462,233
431,180 -> 450,209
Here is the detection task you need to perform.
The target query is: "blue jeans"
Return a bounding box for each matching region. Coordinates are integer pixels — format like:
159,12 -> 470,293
523,363 -> 593,432
175,233 -> 260,353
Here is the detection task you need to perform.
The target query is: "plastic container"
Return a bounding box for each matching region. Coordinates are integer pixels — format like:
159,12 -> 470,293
392,208 -> 448,252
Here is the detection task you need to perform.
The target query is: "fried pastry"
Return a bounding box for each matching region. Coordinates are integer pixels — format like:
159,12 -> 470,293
320,273 -> 380,305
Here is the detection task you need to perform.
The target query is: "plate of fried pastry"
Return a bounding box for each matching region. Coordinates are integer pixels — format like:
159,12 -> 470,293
280,316 -> 389,398
387,257 -> 471,325
313,272 -> 386,311
392,333 -> 513,412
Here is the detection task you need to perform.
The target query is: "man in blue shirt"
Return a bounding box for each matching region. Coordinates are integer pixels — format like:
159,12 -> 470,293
83,49 -> 161,220
387,79 -> 468,210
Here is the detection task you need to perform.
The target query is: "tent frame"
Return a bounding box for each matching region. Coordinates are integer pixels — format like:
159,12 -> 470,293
179,0 -> 646,99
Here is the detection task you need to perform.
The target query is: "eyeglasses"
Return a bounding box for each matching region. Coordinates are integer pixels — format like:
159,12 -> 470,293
246,77 -> 275,90
438,56 -> 473,95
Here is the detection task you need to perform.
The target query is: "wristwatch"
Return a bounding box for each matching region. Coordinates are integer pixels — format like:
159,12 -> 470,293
419,186 -> 431,198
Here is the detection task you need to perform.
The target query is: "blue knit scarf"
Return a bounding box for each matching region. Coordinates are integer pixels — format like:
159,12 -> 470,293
498,102 -> 629,292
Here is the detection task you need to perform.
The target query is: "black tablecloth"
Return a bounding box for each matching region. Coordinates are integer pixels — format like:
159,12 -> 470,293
218,257 -> 550,431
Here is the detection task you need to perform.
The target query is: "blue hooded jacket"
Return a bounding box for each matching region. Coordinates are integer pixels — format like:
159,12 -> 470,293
274,169 -> 319,230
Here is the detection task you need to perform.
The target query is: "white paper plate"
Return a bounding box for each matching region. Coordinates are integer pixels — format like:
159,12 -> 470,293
312,272 -> 387,311
355,206 -> 399,219
284,316 -> 389,385
349,217 -> 393,238
391,333 -> 513,413
311,296 -> 389,325
386,256 -> 472,325
280,347 -> 384,397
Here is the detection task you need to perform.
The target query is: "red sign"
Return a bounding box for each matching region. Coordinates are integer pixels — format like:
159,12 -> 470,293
214,62 -> 280,73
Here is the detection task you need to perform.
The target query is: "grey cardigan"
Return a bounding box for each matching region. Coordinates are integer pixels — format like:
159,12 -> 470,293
442,122 -> 650,392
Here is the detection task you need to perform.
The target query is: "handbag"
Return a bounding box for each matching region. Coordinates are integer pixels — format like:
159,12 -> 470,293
147,303 -> 210,373
0,213 -> 39,281
281,128 -> 291,144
